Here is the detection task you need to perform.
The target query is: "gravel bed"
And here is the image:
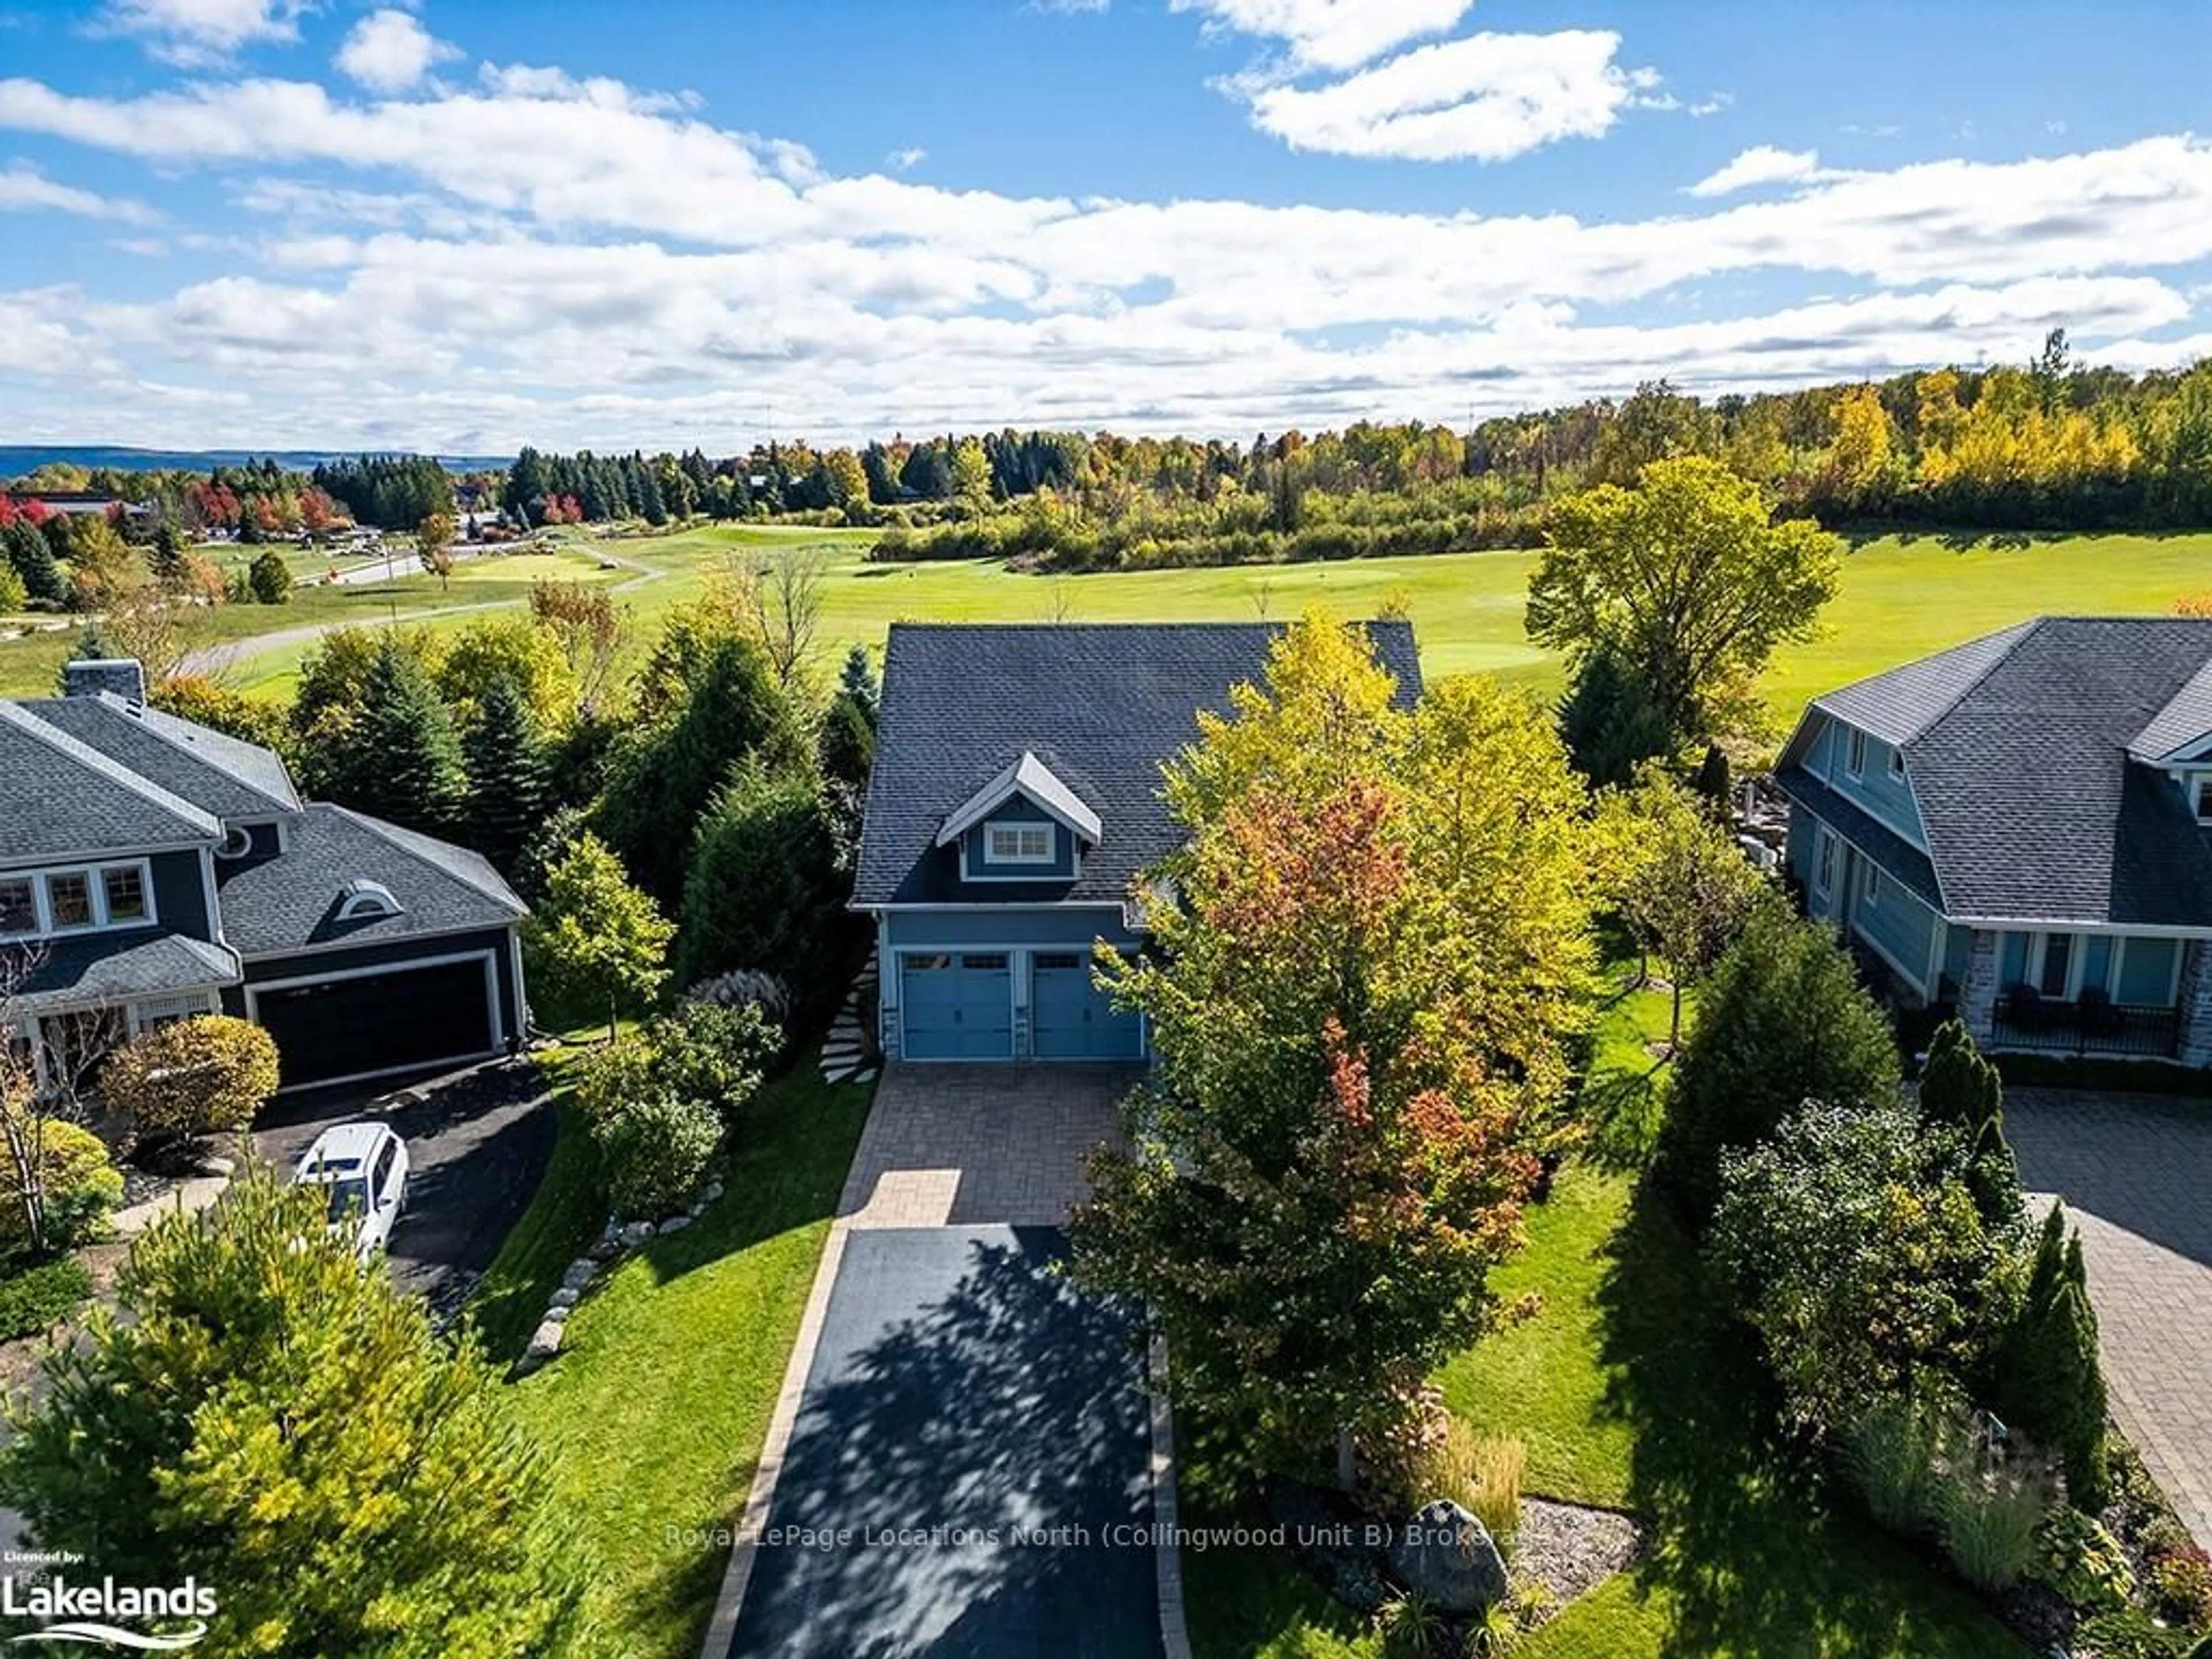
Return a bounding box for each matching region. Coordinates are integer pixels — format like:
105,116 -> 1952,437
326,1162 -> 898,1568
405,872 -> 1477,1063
1512,1497 -> 1646,1607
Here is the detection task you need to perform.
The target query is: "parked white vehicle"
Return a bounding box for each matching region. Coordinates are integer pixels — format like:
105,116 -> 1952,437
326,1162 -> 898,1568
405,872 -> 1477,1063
294,1122 -> 410,1256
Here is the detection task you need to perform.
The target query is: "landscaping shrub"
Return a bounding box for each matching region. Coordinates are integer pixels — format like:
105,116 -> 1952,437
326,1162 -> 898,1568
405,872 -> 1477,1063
247,548 -> 291,604
685,968 -> 794,1034
0,1114 -> 123,1255
589,1090 -> 720,1221
2039,1506 -> 2137,1616
1710,1101 -> 2013,1435
1936,1455 -> 2051,1593
2078,1605 -> 2202,1659
1915,1020 -> 2021,1224
1842,1393 -> 1950,1537
568,1021 -> 751,1217
647,1001 -> 777,1129
1455,1431 -> 1525,1550
2150,1546 -> 2212,1632
1659,901 -> 1902,1222
97,1016 -> 279,1144
0,1257 -> 93,1341
1995,1202 -> 2109,1508
1375,1590 -> 1455,1659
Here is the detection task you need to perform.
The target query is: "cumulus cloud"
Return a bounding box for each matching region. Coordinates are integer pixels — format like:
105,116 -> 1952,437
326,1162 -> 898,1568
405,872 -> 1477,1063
1687,145 -> 1829,197
1243,29 -> 1656,162
885,146 -> 926,172
1171,0 -> 1476,73
0,161 -> 158,223
2,59 -> 2211,448
335,9 -> 461,94
94,0 -> 304,66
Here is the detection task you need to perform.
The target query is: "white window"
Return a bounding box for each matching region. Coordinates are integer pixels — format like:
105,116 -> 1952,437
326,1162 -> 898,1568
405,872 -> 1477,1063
1845,727 -> 1868,778
101,866 -> 147,923
984,822 -> 1054,865
0,861 -> 158,937
131,992 -> 215,1033
1887,747 -> 1907,782
1863,864 -> 1883,909
0,877 -> 33,936
1815,831 -> 1836,895
46,872 -> 94,930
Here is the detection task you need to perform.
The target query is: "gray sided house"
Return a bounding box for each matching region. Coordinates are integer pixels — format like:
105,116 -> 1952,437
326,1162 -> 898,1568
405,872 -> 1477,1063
2,660 -> 527,1093
1777,617 -> 2212,1065
852,622 -> 1423,1063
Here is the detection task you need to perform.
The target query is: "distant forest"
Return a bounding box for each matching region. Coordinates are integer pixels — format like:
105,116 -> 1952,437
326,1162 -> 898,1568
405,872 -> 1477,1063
10,334 -> 2212,575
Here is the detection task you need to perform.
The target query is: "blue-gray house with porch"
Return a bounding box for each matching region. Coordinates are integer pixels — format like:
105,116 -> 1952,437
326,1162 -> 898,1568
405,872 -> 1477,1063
1776,616 -> 2212,1065
851,621 -> 1423,1063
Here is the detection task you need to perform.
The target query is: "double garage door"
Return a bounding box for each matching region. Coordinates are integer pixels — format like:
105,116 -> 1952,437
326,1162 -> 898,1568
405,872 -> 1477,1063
900,950 -> 1144,1062
252,957 -> 497,1088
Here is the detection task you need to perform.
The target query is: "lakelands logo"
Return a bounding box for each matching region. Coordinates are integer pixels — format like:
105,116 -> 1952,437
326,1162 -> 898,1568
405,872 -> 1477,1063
2,1573 -> 215,1650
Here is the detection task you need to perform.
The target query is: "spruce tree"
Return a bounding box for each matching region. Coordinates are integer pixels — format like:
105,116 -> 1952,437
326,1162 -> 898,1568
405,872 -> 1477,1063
463,673 -> 550,876
8,522 -> 66,604
1997,1203 -> 2109,1507
836,642 -> 880,722
341,637 -> 466,834
1917,1020 -> 2020,1224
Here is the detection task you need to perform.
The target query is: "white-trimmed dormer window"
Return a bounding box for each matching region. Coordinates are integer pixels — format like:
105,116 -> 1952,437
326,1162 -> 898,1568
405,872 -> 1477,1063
983,821 -> 1054,865
336,879 -> 403,921
0,861 -> 157,937
1887,747 -> 1906,783
1845,726 -> 1868,778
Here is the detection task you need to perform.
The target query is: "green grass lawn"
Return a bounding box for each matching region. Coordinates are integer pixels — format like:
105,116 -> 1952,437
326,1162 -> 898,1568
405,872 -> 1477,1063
28,522 -> 2212,718
475,1058 -> 872,1659
1183,957 -> 2027,1659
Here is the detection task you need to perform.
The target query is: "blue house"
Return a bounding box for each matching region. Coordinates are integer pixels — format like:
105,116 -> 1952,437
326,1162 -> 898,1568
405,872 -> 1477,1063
3,658 -> 528,1093
851,622 -> 1423,1063
1775,618 -> 2212,1064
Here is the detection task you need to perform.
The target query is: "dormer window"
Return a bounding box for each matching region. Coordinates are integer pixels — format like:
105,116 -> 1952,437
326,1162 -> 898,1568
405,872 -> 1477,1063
1845,727 -> 1868,778
217,825 -> 254,860
984,822 -> 1054,865
336,880 -> 403,921
1887,747 -> 1906,782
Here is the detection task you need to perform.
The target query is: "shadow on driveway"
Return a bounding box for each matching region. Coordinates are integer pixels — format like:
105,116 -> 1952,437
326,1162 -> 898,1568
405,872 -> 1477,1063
730,1226 -> 1160,1659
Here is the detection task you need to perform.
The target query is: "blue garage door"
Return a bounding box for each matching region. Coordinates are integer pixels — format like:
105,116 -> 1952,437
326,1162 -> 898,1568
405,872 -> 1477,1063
1032,952 -> 1146,1060
900,953 -> 1013,1060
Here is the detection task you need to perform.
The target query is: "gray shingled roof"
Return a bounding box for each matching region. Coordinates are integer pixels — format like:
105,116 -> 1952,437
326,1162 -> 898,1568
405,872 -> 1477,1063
215,804 -> 525,957
0,702 -> 220,862
853,622 -> 1423,908
3,930 -> 239,1016
18,694 -> 300,821
1813,620 -> 2036,747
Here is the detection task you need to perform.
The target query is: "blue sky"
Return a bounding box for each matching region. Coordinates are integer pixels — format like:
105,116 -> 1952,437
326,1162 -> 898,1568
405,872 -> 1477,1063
1,0 -> 2209,450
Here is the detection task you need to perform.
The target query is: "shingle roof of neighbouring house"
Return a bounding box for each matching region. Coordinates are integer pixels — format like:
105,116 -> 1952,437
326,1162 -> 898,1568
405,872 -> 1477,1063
1788,617 -> 2212,926
0,701 -> 221,861
214,804 -> 527,958
2,930 -> 241,1017
18,692 -> 301,821
853,621 -> 1423,909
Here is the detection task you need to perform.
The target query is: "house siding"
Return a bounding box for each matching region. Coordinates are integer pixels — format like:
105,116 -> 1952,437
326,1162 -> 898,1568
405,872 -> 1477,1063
149,849 -> 214,941
956,794 -> 1082,885
1808,715 -> 1927,847
1849,858 -> 1940,991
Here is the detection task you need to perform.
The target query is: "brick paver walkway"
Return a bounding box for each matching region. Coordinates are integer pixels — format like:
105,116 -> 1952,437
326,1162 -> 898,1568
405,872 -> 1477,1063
837,1062 -> 1145,1228
2005,1089 -> 2212,1546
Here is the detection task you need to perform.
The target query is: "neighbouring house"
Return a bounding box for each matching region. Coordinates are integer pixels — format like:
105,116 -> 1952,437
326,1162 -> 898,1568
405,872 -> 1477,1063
2,658 -> 527,1093
1777,616 -> 2212,1065
851,621 -> 1423,1063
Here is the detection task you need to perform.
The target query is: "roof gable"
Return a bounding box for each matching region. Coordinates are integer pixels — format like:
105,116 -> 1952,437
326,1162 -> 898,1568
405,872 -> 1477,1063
0,701 -> 221,861
935,751 -> 1104,848
18,694 -> 300,820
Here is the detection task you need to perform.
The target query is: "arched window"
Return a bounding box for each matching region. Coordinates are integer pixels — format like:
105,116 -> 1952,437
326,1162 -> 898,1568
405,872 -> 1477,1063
336,879 -> 403,921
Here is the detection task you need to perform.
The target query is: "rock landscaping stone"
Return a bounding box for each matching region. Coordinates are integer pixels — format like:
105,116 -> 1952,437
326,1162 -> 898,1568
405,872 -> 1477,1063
1391,1500 -> 1508,1615
518,1319 -> 565,1373
825,1065 -> 855,1085
196,1153 -> 237,1178
587,1233 -> 620,1261
560,1257 -> 597,1292
544,1304 -> 570,1324
855,1068 -> 877,1084
703,1181 -> 725,1203
549,1286 -> 580,1310
619,1219 -> 656,1249
659,1214 -> 692,1233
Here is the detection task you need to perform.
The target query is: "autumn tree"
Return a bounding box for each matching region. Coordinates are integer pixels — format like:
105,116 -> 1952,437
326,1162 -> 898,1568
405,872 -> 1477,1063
522,831 -> 675,1039
1526,456 -> 1843,744
98,1016 -> 278,1145
0,1166 -> 573,1656
417,511 -> 457,592
527,577 -> 628,714
1071,612 -> 1594,1480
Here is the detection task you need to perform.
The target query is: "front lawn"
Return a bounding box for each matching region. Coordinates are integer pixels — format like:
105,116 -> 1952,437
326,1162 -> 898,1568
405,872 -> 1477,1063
1183,963 -> 2027,1659
483,1062 -> 872,1659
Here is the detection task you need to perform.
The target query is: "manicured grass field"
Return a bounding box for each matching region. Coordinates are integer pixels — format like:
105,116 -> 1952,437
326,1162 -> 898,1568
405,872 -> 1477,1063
1181,957 -> 2025,1659
39,523 -> 2211,728
479,1059 -> 872,1659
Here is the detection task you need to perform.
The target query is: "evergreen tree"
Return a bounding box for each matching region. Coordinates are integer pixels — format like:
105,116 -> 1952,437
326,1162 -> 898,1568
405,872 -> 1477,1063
5,521 -> 65,605
679,761 -> 847,1013
1558,642 -> 1679,788
331,638 -> 467,834
1996,1203 -> 2109,1506
148,522 -> 186,584
836,642 -> 880,722
463,674 -> 550,876
1917,1020 -> 2021,1224
247,548 -> 291,604
0,1166 -> 573,1657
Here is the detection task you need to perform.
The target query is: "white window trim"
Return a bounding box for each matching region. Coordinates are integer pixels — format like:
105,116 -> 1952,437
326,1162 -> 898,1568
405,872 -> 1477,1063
1887,747 -> 1907,782
982,821 -> 1055,866
1814,828 -> 1837,896
0,859 -> 158,941
1844,727 -> 1868,779
1862,863 -> 1883,910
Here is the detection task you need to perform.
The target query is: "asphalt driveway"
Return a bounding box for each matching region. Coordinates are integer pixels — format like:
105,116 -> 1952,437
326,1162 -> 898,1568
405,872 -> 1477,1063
726,1226 -> 1162,1659
2005,1088 -> 2212,1547
251,1058 -> 554,1318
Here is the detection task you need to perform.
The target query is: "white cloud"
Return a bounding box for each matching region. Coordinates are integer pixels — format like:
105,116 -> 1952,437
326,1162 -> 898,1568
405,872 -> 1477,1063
1029,0 -> 1109,12
335,9 -> 460,94
1171,0 -> 1476,73
885,146 -> 926,172
0,161 -> 158,223
1685,145 -> 1828,197
94,0 -> 304,66
1242,29 -> 1653,162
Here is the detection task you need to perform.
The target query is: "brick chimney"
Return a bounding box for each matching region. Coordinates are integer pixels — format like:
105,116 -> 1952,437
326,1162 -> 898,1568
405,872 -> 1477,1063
63,657 -> 148,705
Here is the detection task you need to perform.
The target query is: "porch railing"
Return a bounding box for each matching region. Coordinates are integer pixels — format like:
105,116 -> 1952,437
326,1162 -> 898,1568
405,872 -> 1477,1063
1990,989 -> 2181,1058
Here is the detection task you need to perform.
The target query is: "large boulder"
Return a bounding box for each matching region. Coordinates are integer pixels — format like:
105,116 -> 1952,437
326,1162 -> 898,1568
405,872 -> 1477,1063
1389,1499 -> 1507,1615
